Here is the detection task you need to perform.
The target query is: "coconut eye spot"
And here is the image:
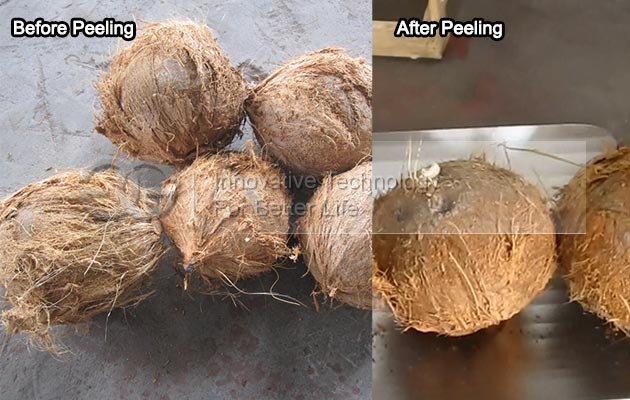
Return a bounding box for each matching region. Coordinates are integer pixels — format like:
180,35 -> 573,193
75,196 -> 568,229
394,207 -> 406,222
430,196 -> 456,216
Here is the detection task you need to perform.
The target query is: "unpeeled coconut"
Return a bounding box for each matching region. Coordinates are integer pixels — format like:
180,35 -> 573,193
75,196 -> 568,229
246,48 -> 372,177
97,21 -> 246,164
0,170 -> 163,351
299,162 -> 372,309
159,150 -> 291,289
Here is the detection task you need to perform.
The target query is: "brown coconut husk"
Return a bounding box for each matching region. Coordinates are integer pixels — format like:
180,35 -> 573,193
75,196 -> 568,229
373,159 -> 556,336
159,149 -> 291,290
299,162 -> 372,309
97,21 -> 246,165
245,48 -> 372,177
556,146 -> 630,335
0,170 -> 164,351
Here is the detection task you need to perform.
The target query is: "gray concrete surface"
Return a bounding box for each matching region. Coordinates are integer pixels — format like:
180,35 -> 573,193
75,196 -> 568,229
0,1 -> 371,399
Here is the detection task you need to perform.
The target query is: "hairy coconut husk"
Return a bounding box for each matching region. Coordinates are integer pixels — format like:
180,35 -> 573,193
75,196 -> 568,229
556,147 -> 630,335
299,162 -> 372,309
159,150 -> 291,289
373,159 -> 556,336
97,21 -> 246,164
245,48 -> 372,177
0,171 -> 164,351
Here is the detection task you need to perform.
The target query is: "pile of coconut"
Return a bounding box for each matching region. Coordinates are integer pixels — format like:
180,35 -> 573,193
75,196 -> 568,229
6,18 -> 630,353
0,20 -> 373,351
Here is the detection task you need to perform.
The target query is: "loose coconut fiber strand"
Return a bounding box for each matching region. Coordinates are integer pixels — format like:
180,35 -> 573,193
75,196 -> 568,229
97,21 -> 246,164
160,149 -> 291,289
557,147 -> 630,335
0,170 -> 164,351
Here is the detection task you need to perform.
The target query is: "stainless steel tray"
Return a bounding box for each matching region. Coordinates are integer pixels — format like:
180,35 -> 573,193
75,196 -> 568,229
372,124 -> 630,400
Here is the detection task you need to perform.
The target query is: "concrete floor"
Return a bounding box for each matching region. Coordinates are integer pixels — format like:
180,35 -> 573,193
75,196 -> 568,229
0,1 -> 371,399
374,0 -> 630,143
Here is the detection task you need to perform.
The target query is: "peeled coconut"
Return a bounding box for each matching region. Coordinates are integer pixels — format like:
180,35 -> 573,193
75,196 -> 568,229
373,159 -> 556,336
556,147 -> 630,335
159,150 -> 291,289
97,21 -> 246,164
0,170 -> 164,351
299,162 -> 372,309
245,48 -> 372,177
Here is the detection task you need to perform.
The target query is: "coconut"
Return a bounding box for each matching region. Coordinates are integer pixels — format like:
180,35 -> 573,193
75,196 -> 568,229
372,159 -> 556,336
556,147 -> 630,335
159,150 -> 291,289
0,170 -> 164,351
245,48 -> 372,177
299,162 -> 372,309
97,21 -> 246,165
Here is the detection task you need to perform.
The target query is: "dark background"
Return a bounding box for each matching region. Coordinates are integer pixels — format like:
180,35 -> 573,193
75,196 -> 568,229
374,0 -> 630,143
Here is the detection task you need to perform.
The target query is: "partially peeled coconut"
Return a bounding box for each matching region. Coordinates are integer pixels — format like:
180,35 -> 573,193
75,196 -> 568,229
556,147 -> 630,335
246,48 -> 372,177
299,162 -> 372,309
0,170 -> 164,351
159,150 -> 291,289
97,21 -> 246,164
373,159 -> 556,336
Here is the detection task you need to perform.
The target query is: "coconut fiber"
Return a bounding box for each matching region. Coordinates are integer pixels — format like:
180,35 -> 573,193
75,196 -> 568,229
556,147 -> 630,335
159,150 -> 291,289
0,170 -> 164,351
245,48 -> 372,177
97,21 -> 246,164
299,162 -> 372,309
373,159 -> 556,336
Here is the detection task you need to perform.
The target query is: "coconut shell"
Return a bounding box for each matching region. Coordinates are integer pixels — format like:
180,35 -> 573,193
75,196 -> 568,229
245,48 -> 372,177
159,150 -> 290,289
556,147 -> 630,335
373,159 -> 556,336
0,170 -> 164,351
97,21 -> 246,164
299,162 -> 372,309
